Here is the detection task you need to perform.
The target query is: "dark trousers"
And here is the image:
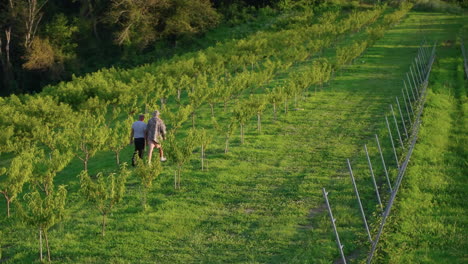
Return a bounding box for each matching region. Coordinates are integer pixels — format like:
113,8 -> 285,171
132,138 -> 145,166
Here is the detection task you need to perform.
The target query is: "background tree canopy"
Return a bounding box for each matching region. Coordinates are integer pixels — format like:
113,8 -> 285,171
0,0 -> 465,95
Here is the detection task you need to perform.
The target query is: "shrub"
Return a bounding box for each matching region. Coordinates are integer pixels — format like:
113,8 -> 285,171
411,0 -> 463,13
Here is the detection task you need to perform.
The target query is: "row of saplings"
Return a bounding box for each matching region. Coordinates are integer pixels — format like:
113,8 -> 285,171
0,56 -> 333,262
0,123 -> 214,262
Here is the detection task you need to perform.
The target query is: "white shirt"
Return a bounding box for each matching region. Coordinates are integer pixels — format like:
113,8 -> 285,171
132,121 -> 147,139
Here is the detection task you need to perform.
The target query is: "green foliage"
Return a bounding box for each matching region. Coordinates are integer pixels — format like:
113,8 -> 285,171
411,0 -> 463,13
22,37 -> 56,71
199,128 -> 212,170
166,129 -> 198,189
107,0 -> 221,48
45,13 -> 79,63
79,163 -> 130,235
134,159 -> 162,209
73,111 -> 109,171
107,114 -> 133,165
20,184 -> 67,262
33,148 -> 73,197
0,149 -> 36,217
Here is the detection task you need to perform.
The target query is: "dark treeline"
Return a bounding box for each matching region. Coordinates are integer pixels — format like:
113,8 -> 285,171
0,0 -> 464,96
0,0 -> 301,96
0,0 -> 220,95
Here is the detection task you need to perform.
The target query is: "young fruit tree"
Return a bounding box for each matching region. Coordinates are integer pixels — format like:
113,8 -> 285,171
107,116 -> 133,165
188,74 -> 210,128
267,87 -> 284,121
79,163 -> 130,236
166,129 -> 198,189
247,94 -> 267,133
207,78 -> 224,118
212,116 -> 237,154
166,104 -> 192,134
73,111 -> 109,171
199,128 -> 212,171
134,158 -> 162,209
0,149 -> 35,217
20,184 -> 67,262
33,149 -> 73,196
234,100 -> 255,144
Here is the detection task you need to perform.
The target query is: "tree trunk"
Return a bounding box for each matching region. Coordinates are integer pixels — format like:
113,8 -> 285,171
257,113 -> 261,133
84,152 -> 89,171
177,89 -> 181,101
224,137 -> 229,153
92,17 -> 100,41
44,229 -> 51,262
240,123 -> 244,144
115,151 -> 120,165
191,112 -> 195,128
102,213 -> 106,236
6,198 -> 10,217
177,166 -> 182,189
5,28 -> 11,68
201,145 -> 204,171
0,28 -> 14,93
273,102 -> 277,121
210,103 -> 214,117
84,159 -> 88,172
39,228 -> 43,261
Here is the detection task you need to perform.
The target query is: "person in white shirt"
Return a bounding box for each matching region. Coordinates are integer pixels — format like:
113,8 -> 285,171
130,114 -> 147,166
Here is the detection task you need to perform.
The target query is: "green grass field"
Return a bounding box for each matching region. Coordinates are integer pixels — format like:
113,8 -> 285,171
1,9 -> 467,264
377,24 -> 468,264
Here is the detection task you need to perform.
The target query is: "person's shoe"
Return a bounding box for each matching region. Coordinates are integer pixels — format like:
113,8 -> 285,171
160,157 -> 167,162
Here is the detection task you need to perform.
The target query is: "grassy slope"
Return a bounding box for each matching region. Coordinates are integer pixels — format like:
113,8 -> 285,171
378,18 -> 468,263
1,11 -> 466,264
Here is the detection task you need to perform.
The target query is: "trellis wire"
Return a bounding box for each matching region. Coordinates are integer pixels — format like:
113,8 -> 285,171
367,42 -> 436,263
321,41 -> 437,264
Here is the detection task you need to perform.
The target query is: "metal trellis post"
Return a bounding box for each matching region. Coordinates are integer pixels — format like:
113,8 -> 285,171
375,134 -> 392,193
322,188 -> 347,264
385,116 -> 399,168
396,96 -> 409,136
390,104 -> 404,148
347,159 -> 373,243
364,144 -> 383,211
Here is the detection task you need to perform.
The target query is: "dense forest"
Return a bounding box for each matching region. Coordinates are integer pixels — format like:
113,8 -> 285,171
0,0 -> 465,95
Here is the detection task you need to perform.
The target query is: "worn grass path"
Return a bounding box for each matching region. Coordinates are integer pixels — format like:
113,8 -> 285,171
1,12 -> 466,264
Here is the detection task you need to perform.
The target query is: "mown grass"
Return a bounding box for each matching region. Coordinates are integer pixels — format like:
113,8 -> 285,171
1,11 -> 467,264
377,26 -> 468,264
